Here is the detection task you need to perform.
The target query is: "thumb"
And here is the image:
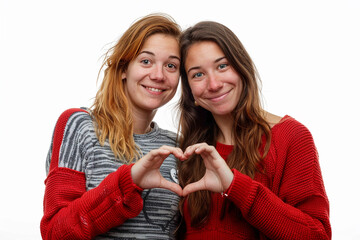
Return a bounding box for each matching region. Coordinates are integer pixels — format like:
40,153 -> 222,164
159,177 -> 183,196
183,180 -> 205,196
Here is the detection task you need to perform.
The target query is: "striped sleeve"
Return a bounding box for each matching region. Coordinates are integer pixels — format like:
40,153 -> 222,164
46,111 -> 94,174
41,110 -> 144,239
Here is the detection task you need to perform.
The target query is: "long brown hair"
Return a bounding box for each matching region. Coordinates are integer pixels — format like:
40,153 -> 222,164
91,13 -> 181,161
177,21 -> 271,227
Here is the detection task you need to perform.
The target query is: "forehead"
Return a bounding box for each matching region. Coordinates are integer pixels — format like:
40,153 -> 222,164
185,41 -> 224,67
141,33 -> 179,52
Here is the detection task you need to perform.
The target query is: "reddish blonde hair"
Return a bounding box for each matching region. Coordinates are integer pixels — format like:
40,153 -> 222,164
91,14 -> 181,161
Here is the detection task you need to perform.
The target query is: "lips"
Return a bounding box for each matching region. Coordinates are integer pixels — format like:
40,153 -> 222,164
206,89 -> 231,102
146,87 -> 164,92
142,85 -> 167,94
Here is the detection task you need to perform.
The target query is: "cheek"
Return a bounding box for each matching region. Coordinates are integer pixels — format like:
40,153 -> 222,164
169,73 -> 180,87
124,77 -> 135,91
189,82 -> 204,98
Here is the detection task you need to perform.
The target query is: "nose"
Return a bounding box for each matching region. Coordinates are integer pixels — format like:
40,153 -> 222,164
150,65 -> 165,81
207,74 -> 223,91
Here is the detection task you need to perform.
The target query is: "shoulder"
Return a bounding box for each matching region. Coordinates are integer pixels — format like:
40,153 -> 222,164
273,116 -> 312,137
58,108 -> 97,170
53,108 -> 93,140
158,128 -> 177,141
265,112 -> 283,128
61,108 -> 92,130
271,115 -> 316,150
61,108 -> 96,146
50,108 -> 93,145
46,108 -> 95,173
153,122 -> 177,145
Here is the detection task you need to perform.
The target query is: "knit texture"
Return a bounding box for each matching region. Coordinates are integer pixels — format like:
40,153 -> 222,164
182,115 -> 331,240
41,109 -> 180,239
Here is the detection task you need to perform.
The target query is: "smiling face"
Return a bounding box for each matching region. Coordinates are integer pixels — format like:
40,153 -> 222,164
185,41 -> 243,119
123,33 -> 180,115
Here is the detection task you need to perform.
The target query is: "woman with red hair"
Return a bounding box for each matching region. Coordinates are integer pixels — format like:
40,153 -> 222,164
41,14 -> 183,239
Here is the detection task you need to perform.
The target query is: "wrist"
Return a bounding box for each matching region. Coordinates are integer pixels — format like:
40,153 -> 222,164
130,163 -> 140,186
222,169 -> 234,192
129,163 -> 143,191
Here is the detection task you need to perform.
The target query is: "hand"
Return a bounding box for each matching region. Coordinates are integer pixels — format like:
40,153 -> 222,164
182,143 -> 234,196
131,146 -> 185,196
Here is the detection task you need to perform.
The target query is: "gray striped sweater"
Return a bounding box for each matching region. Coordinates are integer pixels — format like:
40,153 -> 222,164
45,111 -> 180,239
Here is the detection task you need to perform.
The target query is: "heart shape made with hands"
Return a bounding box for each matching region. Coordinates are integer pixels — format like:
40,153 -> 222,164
131,143 -> 234,197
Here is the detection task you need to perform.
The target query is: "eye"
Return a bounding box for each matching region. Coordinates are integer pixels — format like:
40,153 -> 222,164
192,72 -> 204,78
218,63 -> 228,70
167,63 -> 177,69
141,59 -> 151,65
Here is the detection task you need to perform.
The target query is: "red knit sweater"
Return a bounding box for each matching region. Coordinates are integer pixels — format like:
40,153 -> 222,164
182,116 -> 331,239
41,164 -> 144,239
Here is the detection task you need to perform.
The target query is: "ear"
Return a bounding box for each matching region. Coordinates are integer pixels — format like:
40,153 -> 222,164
121,71 -> 126,80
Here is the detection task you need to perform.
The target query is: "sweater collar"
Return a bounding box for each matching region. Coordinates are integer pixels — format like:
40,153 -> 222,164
133,122 -> 159,140
216,142 -> 234,160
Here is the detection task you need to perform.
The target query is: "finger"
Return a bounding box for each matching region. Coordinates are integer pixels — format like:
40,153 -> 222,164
148,149 -> 172,162
184,142 -> 211,156
195,145 -> 227,167
184,144 -> 202,157
151,148 -> 171,157
194,144 -> 216,155
135,149 -> 170,173
159,178 -> 183,196
168,147 -> 186,160
182,180 -> 206,196
158,146 -> 186,160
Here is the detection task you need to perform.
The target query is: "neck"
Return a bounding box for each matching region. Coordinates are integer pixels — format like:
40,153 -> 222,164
213,114 -> 234,145
132,108 -> 157,134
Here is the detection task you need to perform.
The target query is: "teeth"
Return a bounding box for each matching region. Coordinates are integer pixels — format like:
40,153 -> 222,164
147,87 -> 163,92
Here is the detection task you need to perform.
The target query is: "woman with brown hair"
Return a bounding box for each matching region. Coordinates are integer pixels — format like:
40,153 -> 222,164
41,14 -> 183,239
177,21 -> 331,239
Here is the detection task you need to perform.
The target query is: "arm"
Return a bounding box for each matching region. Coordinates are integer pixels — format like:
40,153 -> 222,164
41,111 -> 184,239
226,125 -> 331,239
182,124 -> 331,239
41,164 -> 143,240
41,111 -> 144,239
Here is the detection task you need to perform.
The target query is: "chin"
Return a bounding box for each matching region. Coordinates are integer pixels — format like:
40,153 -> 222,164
211,109 -> 233,117
143,102 -> 166,111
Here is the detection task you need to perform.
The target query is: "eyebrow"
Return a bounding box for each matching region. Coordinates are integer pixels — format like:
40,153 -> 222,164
139,51 -> 180,62
187,56 -> 226,74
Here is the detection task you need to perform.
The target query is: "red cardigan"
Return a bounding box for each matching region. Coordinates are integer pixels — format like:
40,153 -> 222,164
182,116 -> 331,239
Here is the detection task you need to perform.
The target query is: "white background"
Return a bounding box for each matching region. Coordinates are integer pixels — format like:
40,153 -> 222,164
1,0 -> 359,239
